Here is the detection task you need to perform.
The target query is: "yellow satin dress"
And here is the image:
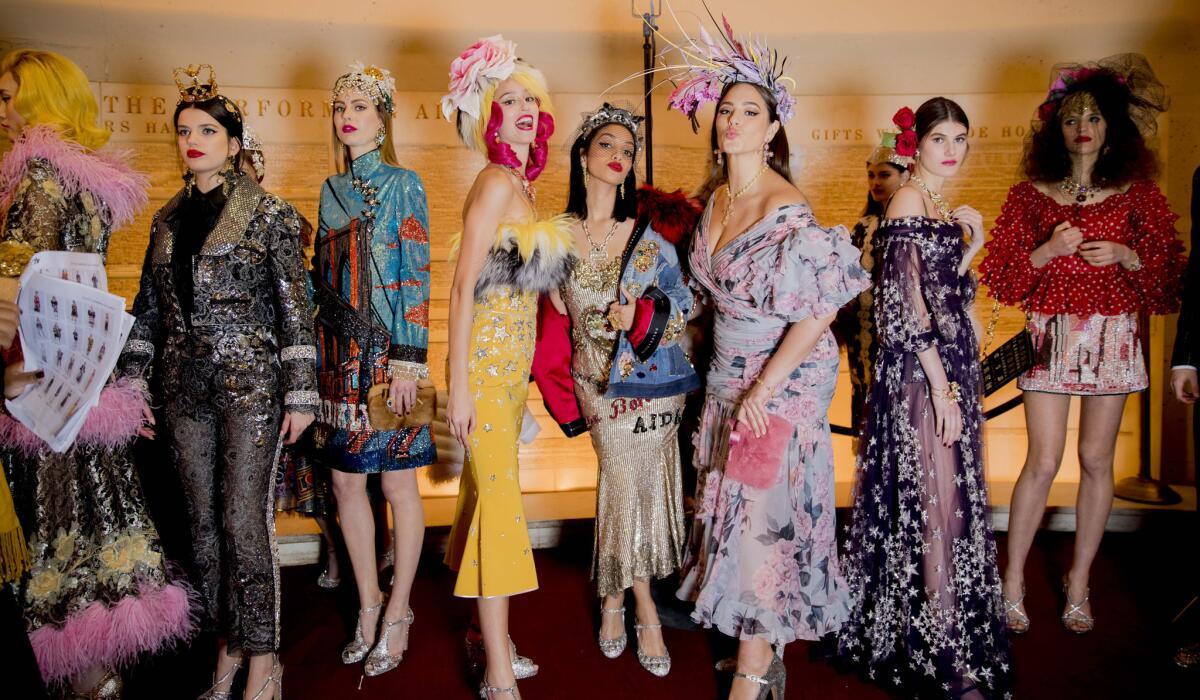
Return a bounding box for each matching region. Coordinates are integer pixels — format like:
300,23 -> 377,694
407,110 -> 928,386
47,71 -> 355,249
445,216 -> 573,598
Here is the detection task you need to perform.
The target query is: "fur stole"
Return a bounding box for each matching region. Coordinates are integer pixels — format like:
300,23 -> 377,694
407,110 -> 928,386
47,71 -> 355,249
451,215 -> 576,302
637,185 -> 702,245
0,125 -> 148,230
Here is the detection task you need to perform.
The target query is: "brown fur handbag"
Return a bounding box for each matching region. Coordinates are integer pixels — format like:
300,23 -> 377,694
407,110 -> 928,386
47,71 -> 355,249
366,379 -> 437,430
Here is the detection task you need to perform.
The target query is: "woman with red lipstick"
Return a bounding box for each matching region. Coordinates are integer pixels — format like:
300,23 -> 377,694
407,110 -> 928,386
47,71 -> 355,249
661,15 -> 869,699
834,118 -> 913,435
980,54 -> 1184,636
530,103 -> 700,676
311,62 -> 435,679
120,64 -> 317,700
837,97 -> 1009,700
441,36 -> 571,700
0,48 -> 193,700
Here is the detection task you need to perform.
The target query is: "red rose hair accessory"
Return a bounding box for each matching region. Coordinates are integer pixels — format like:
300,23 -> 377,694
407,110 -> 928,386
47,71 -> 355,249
866,106 -> 916,168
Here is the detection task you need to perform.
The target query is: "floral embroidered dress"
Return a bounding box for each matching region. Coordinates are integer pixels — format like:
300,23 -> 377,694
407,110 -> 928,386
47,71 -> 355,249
0,125 -> 194,685
837,216 -> 1011,699
677,201 -> 868,646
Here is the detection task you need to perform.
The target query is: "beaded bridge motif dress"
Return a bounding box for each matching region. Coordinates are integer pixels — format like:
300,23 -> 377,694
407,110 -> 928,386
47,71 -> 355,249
313,149 -> 435,472
560,236 -> 690,598
678,202 -> 868,646
445,216 -> 574,598
837,216 -> 1012,699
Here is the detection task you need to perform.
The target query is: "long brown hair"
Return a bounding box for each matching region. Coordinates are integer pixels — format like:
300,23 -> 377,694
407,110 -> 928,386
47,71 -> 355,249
694,81 -> 792,203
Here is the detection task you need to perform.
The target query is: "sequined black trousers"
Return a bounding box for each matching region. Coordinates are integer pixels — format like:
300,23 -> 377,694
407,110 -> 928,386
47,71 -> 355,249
163,331 -> 283,654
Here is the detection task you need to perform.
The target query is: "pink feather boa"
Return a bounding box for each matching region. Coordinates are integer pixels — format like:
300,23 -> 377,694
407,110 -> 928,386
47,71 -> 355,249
0,379 -> 147,456
30,581 -> 197,684
0,124 -> 148,231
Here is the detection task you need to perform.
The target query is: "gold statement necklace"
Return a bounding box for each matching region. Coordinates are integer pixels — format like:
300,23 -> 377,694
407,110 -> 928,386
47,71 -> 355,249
910,174 -> 953,221
582,218 -> 620,265
722,163 -> 769,226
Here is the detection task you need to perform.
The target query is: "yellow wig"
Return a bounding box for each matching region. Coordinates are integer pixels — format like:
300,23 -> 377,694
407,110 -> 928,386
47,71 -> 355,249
456,62 -> 554,154
0,49 -> 109,150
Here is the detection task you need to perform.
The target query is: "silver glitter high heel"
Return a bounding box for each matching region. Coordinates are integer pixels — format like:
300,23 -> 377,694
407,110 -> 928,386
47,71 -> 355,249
478,681 -> 518,699
246,659 -> 283,700
466,631 -> 538,680
197,656 -> 243,700
633,622 -> 670,677
342,600 -> 384,664
733,654 -> 786,700
598,606 -> 627,659
363,607 -> 414,677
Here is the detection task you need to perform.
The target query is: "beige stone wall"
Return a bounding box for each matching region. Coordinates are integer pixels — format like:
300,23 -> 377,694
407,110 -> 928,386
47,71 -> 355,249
2,0 -> 1196,498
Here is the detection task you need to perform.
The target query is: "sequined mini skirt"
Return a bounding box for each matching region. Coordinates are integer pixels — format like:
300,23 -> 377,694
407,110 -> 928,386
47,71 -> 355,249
1019,311 -> 1147,395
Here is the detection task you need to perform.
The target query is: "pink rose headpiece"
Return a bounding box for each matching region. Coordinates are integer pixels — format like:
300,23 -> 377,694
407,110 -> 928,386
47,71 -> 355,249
441,35 -> 555,181
637,4 -> 795,131
1033,53 -> 1167,133
440,35 -> 518,124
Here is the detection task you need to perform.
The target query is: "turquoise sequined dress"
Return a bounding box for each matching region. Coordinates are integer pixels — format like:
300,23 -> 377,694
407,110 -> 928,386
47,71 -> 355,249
313,150 -> 436,472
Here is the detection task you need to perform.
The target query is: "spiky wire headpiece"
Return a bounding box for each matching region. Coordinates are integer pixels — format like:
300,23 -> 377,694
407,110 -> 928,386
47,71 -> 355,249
657,4 -> 796,130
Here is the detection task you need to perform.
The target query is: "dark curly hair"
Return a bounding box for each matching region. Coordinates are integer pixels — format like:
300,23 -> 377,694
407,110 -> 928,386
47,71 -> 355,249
1022,55 -> 1167,187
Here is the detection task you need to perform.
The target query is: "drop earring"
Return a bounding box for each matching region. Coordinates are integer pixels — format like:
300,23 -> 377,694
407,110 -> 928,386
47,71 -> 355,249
375,126 -> 386,146
914,148 -> 921,160
582,160 -> 590,190
762,144 -> 773,166
714,149 -> 723,167
618,181 -> 624,200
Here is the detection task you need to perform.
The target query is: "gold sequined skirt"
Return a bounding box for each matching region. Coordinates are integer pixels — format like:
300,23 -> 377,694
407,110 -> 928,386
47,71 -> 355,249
1019,311 -> 1147,395
578,379 -> 686,598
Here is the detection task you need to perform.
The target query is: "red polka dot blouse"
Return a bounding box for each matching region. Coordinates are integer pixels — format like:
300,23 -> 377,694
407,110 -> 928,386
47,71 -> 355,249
979,180 -> 1186,315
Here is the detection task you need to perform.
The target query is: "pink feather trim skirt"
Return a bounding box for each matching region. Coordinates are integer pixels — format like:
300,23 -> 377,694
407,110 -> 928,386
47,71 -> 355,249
2,381 -> 197,684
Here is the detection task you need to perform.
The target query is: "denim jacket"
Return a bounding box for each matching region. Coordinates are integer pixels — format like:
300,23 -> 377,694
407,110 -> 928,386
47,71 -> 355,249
532,187 -> 702,435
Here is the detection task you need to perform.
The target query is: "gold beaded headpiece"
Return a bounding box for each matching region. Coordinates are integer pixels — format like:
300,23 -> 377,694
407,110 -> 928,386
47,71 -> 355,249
1059,91 -> 1100,118
332,61 -> 396,115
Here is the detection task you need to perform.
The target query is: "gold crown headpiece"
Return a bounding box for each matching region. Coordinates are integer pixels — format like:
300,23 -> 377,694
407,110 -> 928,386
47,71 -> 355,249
173,64 -> 220,103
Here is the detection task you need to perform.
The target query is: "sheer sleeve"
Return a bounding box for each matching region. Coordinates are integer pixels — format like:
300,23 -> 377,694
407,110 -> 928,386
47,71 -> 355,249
766,217 -> 870,323
1124,181 -> 1186,315
979,183 -> 1049,306
877,238 -> 938,353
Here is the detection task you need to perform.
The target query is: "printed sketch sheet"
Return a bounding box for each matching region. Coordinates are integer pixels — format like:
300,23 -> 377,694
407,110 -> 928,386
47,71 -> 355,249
6,252 -> 133,453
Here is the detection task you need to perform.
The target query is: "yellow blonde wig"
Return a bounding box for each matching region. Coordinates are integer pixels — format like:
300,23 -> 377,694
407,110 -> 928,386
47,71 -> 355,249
0,49 -> 108,150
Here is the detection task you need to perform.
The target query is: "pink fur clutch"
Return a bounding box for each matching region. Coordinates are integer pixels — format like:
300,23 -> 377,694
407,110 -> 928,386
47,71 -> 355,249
725,414 -> 793,490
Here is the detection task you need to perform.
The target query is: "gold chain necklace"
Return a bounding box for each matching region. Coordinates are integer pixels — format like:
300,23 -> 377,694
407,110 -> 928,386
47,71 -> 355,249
722,163 -> 769,225
910,174 -> 953,221
505,166 -> 536,206
582,218 -> 620,265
